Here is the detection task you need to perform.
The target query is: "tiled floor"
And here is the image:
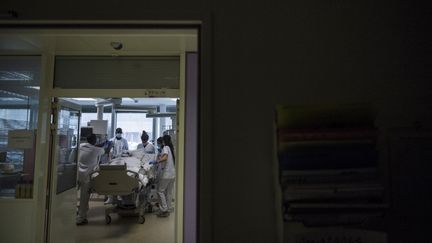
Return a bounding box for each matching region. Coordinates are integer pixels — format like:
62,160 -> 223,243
76,198 -> 175,243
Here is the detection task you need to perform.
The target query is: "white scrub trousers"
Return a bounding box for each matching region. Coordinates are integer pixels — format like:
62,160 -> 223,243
157,178 -> 175,213
77,182 -> 91,221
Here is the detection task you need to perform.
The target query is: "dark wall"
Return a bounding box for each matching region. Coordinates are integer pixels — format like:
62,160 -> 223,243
1,0 -> 431,242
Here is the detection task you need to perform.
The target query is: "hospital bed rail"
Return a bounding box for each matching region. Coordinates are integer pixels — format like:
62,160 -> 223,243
89,164 -> 146,224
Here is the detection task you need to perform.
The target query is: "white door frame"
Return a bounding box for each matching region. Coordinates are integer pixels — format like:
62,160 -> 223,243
43,53 -> 187,243
46,97 -> 82,243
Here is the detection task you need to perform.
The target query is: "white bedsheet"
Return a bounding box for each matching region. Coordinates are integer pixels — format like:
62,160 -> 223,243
106,150 -> 157,186
106,158 -> 146,186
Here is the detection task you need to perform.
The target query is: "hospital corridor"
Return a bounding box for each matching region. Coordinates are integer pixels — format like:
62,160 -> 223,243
76,195 -> 175,243
70,96 -> 178,241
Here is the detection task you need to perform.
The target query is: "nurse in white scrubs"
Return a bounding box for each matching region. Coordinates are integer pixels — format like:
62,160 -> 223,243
137,130 -> 156,154
76,134 -> 105,225
154,135 -> 175,217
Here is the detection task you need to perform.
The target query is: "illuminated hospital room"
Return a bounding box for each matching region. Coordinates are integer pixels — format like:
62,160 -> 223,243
62,97 -> 178,241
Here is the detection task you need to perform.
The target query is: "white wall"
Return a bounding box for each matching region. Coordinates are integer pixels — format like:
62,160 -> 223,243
0,1 -> 431,243
0,200 -> 35,243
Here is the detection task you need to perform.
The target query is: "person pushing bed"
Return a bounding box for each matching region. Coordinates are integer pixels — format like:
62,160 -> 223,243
76,133 -> 105,225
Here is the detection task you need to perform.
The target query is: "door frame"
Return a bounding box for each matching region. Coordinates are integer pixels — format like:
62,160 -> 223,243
0,21 -> 213,242
46,97 -> 82,243
43,53 -> 186,243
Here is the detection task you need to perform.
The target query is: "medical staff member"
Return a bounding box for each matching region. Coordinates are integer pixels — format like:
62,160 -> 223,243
76,133 -> 105,225
98,135 -> 112,164
153,134 -> 175,217
110,127 -> 129,158
156,136 -> 163,154
137,130 -> 155,154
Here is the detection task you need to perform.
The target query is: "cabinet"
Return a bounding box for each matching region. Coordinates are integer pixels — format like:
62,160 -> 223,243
276,104 -> 388,241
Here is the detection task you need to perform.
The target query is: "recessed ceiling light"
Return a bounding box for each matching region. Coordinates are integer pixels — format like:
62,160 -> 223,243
110,42 -> 123,50
72,98 -> 95,101
0,97 -> 24,101
25,86 -> 40,90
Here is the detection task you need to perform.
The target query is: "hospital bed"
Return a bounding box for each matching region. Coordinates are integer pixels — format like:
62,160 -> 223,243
89,150 -> 157,224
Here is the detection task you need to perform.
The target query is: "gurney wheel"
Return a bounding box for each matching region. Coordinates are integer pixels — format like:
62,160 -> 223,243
105,215 -> 111,224
139,216 -> 145,224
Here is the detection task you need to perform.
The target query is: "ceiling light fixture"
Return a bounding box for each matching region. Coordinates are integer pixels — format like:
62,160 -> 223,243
110,41 -> 123,50
72,98 -> 96,101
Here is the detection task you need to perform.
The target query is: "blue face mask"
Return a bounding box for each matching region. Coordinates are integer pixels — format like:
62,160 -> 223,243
116,133 -> 122,139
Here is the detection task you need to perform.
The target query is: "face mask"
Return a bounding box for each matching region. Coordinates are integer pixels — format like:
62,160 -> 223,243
116,133 -> 122,139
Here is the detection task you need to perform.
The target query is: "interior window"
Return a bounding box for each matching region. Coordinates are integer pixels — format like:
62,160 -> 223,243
0,56 -> 40,199
116,113 -> 153,150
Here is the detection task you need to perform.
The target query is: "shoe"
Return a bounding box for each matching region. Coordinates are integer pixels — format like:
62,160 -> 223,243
76,218 -> 88,226
157,211 -> 170,217
104,197 -> 113,205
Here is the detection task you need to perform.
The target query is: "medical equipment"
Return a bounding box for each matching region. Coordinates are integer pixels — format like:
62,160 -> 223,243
88,120 -> 108,135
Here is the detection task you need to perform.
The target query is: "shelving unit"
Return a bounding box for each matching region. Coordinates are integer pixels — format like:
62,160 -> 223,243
276,104 -> 387,229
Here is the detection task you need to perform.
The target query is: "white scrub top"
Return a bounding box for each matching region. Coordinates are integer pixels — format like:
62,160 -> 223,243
160,146 -> 175,179
77,143 -> 105,183
137,142 -> 156,154
110,137 -> 129,158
